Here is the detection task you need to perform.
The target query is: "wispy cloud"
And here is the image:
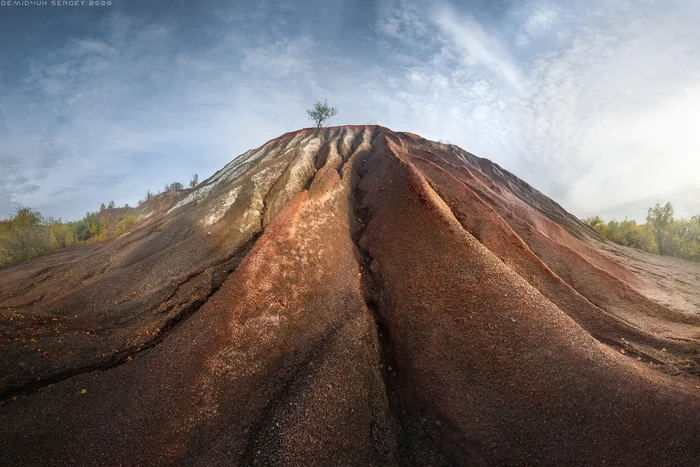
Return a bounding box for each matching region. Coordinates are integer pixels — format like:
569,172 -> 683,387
369,0 -> 700,221
514,5 -> 559,47
0,10 -> 314,218
432,4 -> 524,94
506,1 -> 700,220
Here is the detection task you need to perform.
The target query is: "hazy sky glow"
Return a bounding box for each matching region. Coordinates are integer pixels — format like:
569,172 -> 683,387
1,0 -> 699,222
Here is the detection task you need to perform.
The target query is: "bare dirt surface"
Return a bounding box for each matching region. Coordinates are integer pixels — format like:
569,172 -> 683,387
1,126 -> 698,466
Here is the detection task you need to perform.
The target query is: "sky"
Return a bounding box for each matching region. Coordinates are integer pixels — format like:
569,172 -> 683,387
1,0 -> 699,222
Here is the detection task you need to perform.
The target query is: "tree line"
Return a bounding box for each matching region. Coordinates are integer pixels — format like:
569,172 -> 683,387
0,174 -> 200,268
583,202 -> 700,262
0,205 -> 138,267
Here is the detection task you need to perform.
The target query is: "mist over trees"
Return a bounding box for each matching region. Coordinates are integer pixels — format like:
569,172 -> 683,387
583,202 -> 700,262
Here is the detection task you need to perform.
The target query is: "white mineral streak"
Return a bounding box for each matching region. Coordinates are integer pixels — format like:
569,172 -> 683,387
201,186 -> 242,226
167,132 -> 308,215
286,136 -> 322,188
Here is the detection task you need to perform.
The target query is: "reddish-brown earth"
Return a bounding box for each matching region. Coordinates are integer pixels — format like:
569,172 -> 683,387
1,126 -> 699,465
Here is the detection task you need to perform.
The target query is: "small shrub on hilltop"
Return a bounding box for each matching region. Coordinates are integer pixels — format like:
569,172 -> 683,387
307,100 -> 338,128
163,181 -> 185,193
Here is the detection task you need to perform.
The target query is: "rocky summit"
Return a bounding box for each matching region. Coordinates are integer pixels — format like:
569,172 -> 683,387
1,125 -> 699,466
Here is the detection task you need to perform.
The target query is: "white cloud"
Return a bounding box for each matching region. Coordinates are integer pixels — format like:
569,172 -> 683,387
432,4 -> 524,94
241,35 -> 316,77
506,3 -> 700,220
377,0 -> 429,41
370,0 -> 700,221
524,8 -> 558,37
1,14 -> 300,219
513,5 -> 559,48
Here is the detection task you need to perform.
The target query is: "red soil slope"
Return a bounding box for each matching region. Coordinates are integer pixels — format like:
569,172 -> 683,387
0,126 -> 698,465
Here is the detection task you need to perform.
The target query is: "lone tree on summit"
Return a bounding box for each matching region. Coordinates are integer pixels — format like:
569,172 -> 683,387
307,100 -> 337,128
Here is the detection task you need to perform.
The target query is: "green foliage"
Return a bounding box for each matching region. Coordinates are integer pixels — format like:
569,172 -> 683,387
189,174 -> 199,188
0,206 -> 50,266
307,100 -> 338,128
667,215 -> 700,261
114,214 -> 137,237
100,203 -> 106,212
582,216 -> 606,232
108,200 -> 116,209
163,182 -> 184,193
584,202 -> 700,262
647,202 -> 674,255
71,221 -> 90,242
0,203 -> 142,268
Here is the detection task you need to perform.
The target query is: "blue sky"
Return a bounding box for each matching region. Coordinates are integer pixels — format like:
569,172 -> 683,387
1,0 -> 699,222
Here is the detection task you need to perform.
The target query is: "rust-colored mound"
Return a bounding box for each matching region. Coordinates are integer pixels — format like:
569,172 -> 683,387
1,126 -> 699,465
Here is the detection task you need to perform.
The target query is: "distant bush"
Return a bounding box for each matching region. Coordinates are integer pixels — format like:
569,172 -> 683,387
163,182 -> 185,193
0,206 -> 50,266
114,214 -> 137,237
